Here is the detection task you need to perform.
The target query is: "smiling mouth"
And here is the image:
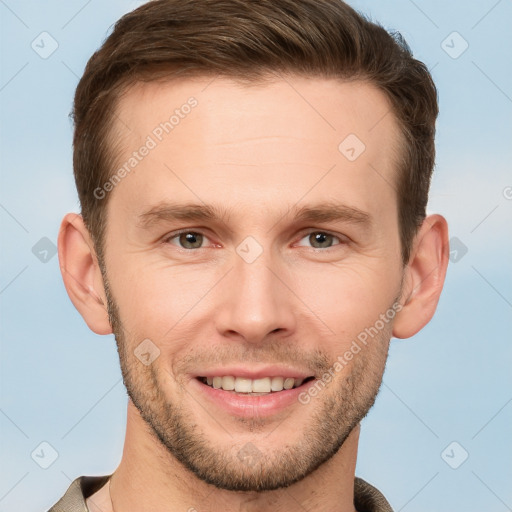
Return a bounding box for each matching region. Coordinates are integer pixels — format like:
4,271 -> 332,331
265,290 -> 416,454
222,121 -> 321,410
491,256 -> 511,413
196,375 -> 315,395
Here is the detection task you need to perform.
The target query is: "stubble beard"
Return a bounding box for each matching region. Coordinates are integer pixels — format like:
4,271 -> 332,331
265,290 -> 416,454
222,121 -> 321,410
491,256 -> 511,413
101,270 -> 394,492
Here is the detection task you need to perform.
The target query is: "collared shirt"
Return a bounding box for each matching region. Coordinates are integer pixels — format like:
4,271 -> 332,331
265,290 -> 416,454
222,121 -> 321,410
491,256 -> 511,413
48,474 -> 394,511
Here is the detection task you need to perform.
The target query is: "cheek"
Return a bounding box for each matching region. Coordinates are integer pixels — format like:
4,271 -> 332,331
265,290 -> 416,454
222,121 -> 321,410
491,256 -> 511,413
107,239 -> 402,359
291,261 -> 401,350
110,259 -> 221,340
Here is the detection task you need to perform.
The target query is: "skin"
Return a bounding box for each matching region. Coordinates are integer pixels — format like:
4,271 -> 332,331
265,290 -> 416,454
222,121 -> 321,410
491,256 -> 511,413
58,75 -> 449,512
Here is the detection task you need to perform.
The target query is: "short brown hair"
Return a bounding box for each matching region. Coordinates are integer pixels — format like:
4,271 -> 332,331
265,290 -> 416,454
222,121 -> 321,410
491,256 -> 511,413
72,0 -> 438,265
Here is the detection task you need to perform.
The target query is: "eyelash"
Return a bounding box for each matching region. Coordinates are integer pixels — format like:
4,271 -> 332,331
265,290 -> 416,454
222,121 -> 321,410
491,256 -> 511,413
162,229 -> 347,251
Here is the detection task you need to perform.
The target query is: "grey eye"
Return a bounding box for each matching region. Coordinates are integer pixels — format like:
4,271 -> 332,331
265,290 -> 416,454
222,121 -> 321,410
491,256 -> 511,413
297,231 -> 340,249
166,231 -> 206,249
311,232 -> 334,248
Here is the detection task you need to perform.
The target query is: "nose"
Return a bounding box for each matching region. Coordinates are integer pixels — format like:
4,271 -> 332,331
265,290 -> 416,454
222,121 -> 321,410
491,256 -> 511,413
214,242 -> 297,344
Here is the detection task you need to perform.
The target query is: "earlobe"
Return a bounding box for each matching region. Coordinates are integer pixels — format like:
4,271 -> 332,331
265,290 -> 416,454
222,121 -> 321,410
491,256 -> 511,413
58,213 -> 113,335
392,214 -> 449,339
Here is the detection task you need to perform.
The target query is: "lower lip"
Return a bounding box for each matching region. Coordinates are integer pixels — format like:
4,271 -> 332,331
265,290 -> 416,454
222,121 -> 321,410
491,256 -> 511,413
191,378 -> 315,418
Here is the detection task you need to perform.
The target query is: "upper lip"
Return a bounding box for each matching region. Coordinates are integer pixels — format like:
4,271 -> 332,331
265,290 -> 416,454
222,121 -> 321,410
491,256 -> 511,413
193,365 -> 314,380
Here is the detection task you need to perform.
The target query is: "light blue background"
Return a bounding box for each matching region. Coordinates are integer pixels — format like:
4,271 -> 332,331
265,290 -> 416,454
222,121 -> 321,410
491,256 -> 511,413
1,1 -> 511,510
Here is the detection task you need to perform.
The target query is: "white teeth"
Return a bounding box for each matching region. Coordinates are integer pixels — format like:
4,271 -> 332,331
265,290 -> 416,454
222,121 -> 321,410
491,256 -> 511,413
283,378 -> 295,390
234,377 -> 252,393
222,375 -> 235,390
252,377 -> 271,393
271,376 -> 284,391
202,375 -> 308,393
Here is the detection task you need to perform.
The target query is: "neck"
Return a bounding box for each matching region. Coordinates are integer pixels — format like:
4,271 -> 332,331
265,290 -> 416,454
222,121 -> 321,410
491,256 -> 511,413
89,400 -> 360,512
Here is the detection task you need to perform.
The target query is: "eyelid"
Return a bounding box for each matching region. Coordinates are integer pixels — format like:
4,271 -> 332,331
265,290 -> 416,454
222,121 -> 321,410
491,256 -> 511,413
163,228 -> 348,250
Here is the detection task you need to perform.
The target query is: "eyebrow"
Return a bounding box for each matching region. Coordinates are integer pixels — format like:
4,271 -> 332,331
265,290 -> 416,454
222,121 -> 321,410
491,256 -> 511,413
137,201 -> 372,230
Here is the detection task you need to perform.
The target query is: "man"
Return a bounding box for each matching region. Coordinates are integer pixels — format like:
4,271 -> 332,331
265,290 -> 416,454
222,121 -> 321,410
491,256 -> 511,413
51,0 -> 449,510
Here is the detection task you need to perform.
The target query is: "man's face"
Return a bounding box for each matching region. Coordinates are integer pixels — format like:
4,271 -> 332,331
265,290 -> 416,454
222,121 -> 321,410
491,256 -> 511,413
101,75 -> 405,491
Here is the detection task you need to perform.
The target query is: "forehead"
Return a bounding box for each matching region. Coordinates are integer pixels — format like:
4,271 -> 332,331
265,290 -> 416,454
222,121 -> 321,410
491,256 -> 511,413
108,75 -> 402,221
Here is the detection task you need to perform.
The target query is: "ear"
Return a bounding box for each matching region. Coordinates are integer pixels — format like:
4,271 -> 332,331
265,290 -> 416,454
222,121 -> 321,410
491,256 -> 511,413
57,213 -> 112,335
393,214 -> 449,339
